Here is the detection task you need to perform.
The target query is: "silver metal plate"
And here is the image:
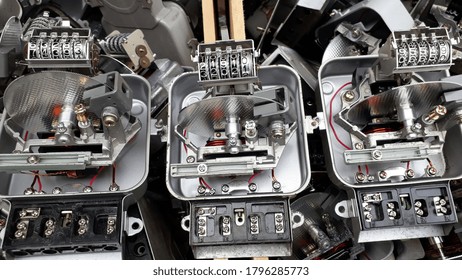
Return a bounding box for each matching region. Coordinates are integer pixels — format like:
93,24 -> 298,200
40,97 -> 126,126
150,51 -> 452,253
3,71 -> 101,132
322,35 -> 354,63
346,82 -> 462,125
0,16 -> 21,50
178,96 -> 254,137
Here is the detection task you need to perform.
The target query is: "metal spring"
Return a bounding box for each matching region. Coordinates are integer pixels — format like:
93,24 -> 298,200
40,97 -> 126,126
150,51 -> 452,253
101,33 -> 130,54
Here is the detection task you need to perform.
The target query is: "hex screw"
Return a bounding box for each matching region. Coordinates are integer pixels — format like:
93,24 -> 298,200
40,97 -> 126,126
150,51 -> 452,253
388,211 -> 397,218
427,166 -> 437,176
379,171 -> 388,179
356,173 -> 366,182
354,143 -> 364,150
248,183 -> 257,192
52,187 -> 62,194
197,185 -> 206,195
17,222 -> 27,230
221,184 -> 230,193
372,150 -> 383,160
343,90 -> 355,102
411,123 -> 422,133
197,163 -> 208,174
439,199 -> 447,206
351,28 -> 361,38
186,156 -> 195,163
14,230 -> 24,238
272,181 -> 281,191
406,169 -> 415,178
27,155 -> 40,164
46,220 -> 55,227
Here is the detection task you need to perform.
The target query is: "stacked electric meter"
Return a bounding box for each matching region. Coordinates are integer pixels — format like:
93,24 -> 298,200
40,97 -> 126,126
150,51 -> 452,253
316,0 -> 461,243
164,36 -> 310,258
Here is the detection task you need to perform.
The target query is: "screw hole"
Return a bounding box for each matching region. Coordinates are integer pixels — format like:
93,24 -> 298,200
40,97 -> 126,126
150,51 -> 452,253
293,215 -> 301,223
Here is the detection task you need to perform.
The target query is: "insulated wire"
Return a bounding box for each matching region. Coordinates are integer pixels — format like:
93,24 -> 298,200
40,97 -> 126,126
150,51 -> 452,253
328,82 -> 353,150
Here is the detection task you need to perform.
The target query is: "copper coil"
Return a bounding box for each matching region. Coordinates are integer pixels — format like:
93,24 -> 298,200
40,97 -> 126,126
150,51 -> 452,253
363,127 -> 397,134
206,140 -> 227,146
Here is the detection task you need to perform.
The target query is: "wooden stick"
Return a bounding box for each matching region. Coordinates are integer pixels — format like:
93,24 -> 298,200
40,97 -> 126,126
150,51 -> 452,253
202,0 -> 216,43
229,0 -> 246,40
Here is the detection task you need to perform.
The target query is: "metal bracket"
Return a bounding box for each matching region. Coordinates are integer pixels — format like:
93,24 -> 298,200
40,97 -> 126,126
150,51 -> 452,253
291,211 -> 304,229
124,215 -> 144,237
0,152 -> 91,171
335,199 -> 358,219
181,215 -> 191,232
305,112 -> 326,134
150,119 -> 167,142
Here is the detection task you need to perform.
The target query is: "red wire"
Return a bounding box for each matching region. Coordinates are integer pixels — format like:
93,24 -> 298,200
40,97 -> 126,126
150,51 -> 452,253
24,131 -> 29,141
36,175 -> 43,192
357,165 -> 362,173
89,166 -> 105,187
248,171 -> 261,184
365,165 -> 369,175
271,169 -> 277,182
199,177 -> 212,190
329,82 -> 353,150
406,161 -> 411,169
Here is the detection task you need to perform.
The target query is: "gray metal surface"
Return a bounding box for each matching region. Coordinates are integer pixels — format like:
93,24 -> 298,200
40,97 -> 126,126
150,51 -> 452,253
0,74 -> 150,198
0,17 -> 22,51
92,0 -> 195,67
318,55 -> 462,188
178,96 -> 254,137
194,243 -> 292,259
322,35 -> 356,63
3,71 -> 101,132
0,0 -> 21,31
346,82 -> 462,125
167,65 -> 310,200
316,0 -> 415,47
358,225 -> 448,243
262,45 -> 318,90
